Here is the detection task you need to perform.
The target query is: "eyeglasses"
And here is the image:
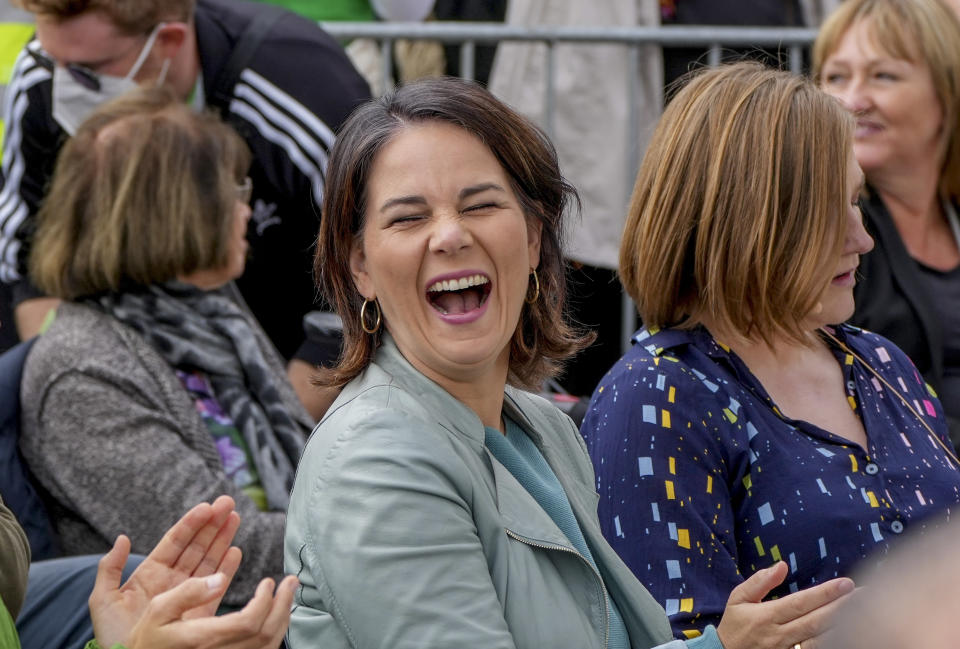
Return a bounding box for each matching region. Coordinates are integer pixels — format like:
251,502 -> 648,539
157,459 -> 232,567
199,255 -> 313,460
28,49 -> 102,91
28,23 -> 164,93
236,177 -> 253,204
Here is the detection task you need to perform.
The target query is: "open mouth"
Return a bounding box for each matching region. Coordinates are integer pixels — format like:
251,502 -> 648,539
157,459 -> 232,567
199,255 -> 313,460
426,274 -> 492,315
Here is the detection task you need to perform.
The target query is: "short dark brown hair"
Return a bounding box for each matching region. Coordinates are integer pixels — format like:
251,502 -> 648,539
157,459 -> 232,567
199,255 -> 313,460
620,62 -> 854,346
11,0 -> 194,34
30,86 -> 250,299
316,76 -> 590,390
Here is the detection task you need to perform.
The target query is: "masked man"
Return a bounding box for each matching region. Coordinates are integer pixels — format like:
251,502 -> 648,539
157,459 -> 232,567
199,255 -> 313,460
0,0 -> 369,381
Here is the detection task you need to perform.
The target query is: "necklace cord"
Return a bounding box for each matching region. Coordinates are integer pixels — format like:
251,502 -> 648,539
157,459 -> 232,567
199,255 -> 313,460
819,327 -> 960,469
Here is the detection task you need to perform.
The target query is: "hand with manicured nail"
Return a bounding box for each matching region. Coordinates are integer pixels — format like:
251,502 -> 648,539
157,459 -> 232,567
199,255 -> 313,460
120,573 -> 299,649
88,495 -> 297,649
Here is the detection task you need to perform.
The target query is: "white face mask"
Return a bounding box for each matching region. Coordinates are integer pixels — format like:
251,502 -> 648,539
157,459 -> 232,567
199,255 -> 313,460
52,22 -> 169,135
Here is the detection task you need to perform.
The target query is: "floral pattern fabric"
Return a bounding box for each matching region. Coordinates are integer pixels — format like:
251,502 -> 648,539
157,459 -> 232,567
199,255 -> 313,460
176,369 -> 267,511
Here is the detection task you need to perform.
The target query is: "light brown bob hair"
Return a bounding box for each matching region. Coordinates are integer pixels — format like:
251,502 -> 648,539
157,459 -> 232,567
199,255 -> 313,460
620,62 -> 854,346
11,0 -> 194,34
30,86 -> 250,300
316,76 -> 590,390
812,0 -> 960,202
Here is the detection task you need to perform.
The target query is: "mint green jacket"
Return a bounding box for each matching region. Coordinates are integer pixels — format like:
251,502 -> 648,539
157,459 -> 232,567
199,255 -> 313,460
284,335 -> 677,649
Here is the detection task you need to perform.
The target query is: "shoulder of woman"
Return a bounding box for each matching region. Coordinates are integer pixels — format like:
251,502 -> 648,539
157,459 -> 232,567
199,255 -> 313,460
842,326 -> 932,390
588,334 -> 732,418
23,304 -> 135,384
300,383 -> 482,476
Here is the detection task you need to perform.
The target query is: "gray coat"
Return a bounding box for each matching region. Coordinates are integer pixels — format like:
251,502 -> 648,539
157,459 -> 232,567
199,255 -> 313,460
285,335 -> 678,649
19,301 -> 311,605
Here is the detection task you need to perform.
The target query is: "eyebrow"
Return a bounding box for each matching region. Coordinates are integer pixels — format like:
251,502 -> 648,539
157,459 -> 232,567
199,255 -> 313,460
459,182 -> 506,200
378,182 -> 506,213
824,56 -> 912,69
379,195 -> 427,212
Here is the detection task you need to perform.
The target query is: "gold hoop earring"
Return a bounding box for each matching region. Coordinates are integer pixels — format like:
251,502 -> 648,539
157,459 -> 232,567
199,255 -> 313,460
360,298 -> 382,334
525,270 -> 540,304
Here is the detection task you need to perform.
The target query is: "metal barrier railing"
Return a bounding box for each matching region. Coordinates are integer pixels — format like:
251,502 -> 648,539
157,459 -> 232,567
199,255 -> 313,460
322,22 -> 819,352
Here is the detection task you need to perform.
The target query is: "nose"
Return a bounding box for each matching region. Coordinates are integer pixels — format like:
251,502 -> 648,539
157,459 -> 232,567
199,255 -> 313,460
428,212 -> 472,254
835,78 -> 872,116
236,200 -> 252,225
847,209 -> 874,255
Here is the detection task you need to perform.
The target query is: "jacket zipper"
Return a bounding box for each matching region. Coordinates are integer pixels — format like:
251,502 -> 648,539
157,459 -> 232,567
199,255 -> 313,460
505,528 -> 610,648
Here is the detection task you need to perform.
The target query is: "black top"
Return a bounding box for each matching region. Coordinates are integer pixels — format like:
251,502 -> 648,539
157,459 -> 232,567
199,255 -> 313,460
916,261 -> 960,425
0,0 -> 371,360
664,0 -> 801,25
852,189 -> 960,444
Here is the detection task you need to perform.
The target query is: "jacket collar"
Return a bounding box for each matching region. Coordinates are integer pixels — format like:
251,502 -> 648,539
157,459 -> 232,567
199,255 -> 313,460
371,334 -> 490,445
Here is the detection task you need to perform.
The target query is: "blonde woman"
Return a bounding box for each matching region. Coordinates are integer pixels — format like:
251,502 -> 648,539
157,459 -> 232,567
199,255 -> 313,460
815,0 -> 960,444
582,62 -> 960,641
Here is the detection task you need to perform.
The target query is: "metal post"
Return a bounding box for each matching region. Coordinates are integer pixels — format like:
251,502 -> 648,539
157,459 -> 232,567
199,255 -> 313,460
708,43 -> 722,67
545,40 -> 556,139
789,43 -> 803,74
381,38 -> 394,94
622,44 -> 641,352
459,40 -> 476,82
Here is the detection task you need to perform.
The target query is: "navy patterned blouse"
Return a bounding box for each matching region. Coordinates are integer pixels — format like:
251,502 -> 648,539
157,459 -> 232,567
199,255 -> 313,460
581,323 -> 960,639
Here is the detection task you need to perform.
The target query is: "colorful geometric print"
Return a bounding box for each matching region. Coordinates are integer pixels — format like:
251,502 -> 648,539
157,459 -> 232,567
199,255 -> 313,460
581,324 -> 960,639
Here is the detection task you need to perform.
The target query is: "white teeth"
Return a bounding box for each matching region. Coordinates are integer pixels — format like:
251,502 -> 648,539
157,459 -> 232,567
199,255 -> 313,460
427,274 -> 489,293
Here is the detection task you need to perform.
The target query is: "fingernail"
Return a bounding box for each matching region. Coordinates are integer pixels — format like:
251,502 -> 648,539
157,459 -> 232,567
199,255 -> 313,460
288,578 -> 300,593
206,573 -> 224,590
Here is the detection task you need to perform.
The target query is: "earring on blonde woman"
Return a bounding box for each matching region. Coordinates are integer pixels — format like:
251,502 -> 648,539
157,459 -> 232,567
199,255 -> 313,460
360,298 -> 382,334
525,270 -> 540,304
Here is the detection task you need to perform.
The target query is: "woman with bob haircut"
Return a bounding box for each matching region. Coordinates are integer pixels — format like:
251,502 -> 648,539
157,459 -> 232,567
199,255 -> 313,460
582,61 -> 960,642
284,75 -> 854,649
814,0 -> 960,446
19,86 -> 311,606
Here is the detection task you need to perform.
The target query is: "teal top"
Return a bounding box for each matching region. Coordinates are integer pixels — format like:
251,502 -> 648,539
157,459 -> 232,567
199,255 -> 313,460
485,417 -> 629,649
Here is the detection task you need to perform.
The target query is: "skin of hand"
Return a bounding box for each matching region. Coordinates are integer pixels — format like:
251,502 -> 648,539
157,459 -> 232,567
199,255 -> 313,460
122,573 -> 299,649
89,495 -> 243,647
716,561 -> 855,649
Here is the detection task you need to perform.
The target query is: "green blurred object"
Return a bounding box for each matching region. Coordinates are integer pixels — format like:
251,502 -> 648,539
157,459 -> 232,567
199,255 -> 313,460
247,0 -> 375,22
0,23 -> 35,155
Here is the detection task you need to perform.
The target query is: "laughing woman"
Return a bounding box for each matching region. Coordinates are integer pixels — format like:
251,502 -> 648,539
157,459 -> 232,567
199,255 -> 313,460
284,77 -> 854,649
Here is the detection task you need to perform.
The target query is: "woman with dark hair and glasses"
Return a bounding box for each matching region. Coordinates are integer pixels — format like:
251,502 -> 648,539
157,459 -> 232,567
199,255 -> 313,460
18,86 -> 311,607
284,75 -> 854,649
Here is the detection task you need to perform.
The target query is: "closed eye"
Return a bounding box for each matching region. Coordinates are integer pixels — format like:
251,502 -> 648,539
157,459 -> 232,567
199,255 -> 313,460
387,213 -> 426,226
462,202 -> 500,213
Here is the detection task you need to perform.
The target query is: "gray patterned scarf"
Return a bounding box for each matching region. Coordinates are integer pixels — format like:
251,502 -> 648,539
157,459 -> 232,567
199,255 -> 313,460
96,281 -> 308,509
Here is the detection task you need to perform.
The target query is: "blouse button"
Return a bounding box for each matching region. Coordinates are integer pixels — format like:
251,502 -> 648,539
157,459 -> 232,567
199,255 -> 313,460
865,463 -> 879,476
890,520 -> 904,534
846,380 -> 856,392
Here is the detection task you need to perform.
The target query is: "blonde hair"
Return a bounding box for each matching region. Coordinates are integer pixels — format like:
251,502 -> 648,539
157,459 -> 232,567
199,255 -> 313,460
813,0 -> 960,202
30,86 -> 250,299
11,0 -> 193,34
619,62 -> 854,346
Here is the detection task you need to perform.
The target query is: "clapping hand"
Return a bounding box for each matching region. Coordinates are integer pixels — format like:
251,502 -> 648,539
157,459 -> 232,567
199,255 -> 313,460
87,495 -> 297,649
